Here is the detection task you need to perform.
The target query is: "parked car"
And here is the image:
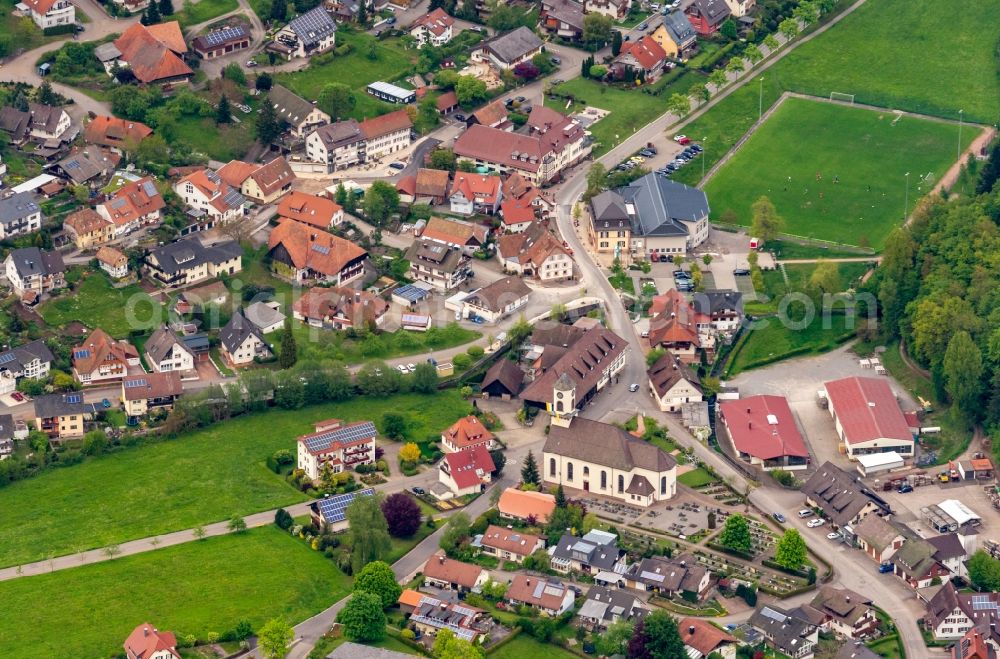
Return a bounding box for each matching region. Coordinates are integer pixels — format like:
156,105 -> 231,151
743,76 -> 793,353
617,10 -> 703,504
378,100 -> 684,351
406,363 -> 416,372
673,269 -> 691,278
427,357 -> 438,366
629,383 -> 640,392
246,59 -> 258,67
389,162 -> 406,170
671,0 -> 681,7
797,509 -> 812,518
638,22 -> 649,30
673,134 -> 690,144
387,16 -> 396,23
412,487 -> 426,495
691,144 -> 703,153
772,512 -> 786,523
516,96 -> 527,103
454,113 -> 466,121
733,268 -> 751,276
827,532 -> 841,540
396,364 -> 409,374
879,563 -> 894,573
550,55 -> 561,65
807,518 -> 824,528
897,483 -> 914,493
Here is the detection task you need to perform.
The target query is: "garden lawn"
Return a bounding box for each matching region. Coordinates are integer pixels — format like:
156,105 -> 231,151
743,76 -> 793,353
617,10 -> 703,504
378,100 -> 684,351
40,274 -> 165,338
772,0 -> 1000,124
703,97 -> 973,248
678,467 -> 717,488
166,0 -> 239,27
488,635 -> 579,659
0,390 -> 468,567
727,310 -> 856,375
294,322 -> 481,365
172,113 -> 259,162
0,526 -> 350,659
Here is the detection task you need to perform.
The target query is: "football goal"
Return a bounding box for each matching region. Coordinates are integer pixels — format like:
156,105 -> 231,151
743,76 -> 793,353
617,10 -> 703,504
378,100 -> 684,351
830,92 -> 855,104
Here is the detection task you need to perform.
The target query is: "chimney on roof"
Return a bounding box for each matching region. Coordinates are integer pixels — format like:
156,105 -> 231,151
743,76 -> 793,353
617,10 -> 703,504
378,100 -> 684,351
845,596 -> 851,603
143,627 -> 149,637
688,625 -> 695,634
310,233 -> 317,241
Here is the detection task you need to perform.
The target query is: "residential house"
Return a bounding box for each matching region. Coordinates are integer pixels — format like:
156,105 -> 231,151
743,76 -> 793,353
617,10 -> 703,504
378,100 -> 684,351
583,0 -> 629,19
543,416 -> 677,506
276,191 -> 344,229
22,0 -> 74,30
144,237 -> 242,286
449,174 -> 503,216
112,22 -> 193,86
305,110 -> 412,172
396,168 -> 450,205
0,340 -> 54,395
292,286 -> 387,330
577,586 -> 649,630
478,525 -> 544,564
440,415 -> 497,453
217,157 -> 295,204
835,644 -> 883,659
97,176 -> 165,235
192,25 -> 251,59
72,328 -> 140,384
614,35 -> 669,81
267,219 -> 368,286
309,488 -> 375,531
652,11 -> 698,60
34,392 -> 92,441
454,106 -> 591,186
481,356 -> 524,400
122,372 -> 183,417
497,222 -> 574,282
800,587 -> 878,640
589,190 -> 631,256
719,395 -> 810,471
680,618 -> 738,659
4,246 -> 65,298
506,575 -> 576,616
55,145 -> 119,188
438,444 -> 495,497
476,26 -> 544,70
694,289 -> 744,334
549,529 -> 626,575
646,289 -> 713,358
219,311 -> 271,366
97,246 -> 130,279
824,376 -> 915,460
124,623 -> 180,659
647,353 -> 702,413
499,196 -> 536,233
749,605 -> 819,659
83,115 -> 153,154
854,514 -> 906,564
497,487 -> 555,523
409,8 -> 455,47
173,168 -> 246,224
26,103 -> 71,143
925,582 -> 1000,642
244,301 -> 285,334
622,554 -> 710,598
949,628 -> 997,659
405,238 -> 471,291
0,107 -> 31,146
927,533 -> 971,580
297,418 -> 377,479
723,0 -> 754,18
541,0 -> 584,40
462,276 -> 531,324
521,323 -> 628,417
173,280 -> 229,314
800,461 -> 891,531
421,552 -> 489,593
894,536 -> 951,588
269,84 -> 331,138
358,109 -> 413,161
63,208 -> 114,249
420,216 -> 488,254
467,100 -> 508,129
685,0 -> 731,36
401,590 -> 489,642
144,327 -> 196,373
272,7 -> 337,59
0,192 -> 43,240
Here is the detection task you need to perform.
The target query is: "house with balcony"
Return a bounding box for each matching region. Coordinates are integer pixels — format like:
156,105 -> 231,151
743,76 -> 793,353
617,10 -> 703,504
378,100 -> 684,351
578,586 -> 649,631
409,8 -> 455,47
549,529 -> 626,575
173,168 -> 246,224
685,0 -> 731,36
271,6 -> 337,59
144,327 -> 196,374
507,574 -> 576,616
750,605 -> 819,659
97,176 -> 165,236
64,208 -> 114,250
122,372 -> 183,418
292,286 -> 388,330
440,415 -> 498,453
449,173 -> 503,216
22,0 -> 75,30
647,353 -> 702,413
144,237 -> 242,286
217,157 -> 295,205
0,192 -> 43,240
72,328 -> 140,384
219,311 -> 272,367
97,246 -> 130,280
267,219 -> 368,286
4,246 -> 65,299
405,238 -> 471,292
421,552 -> 490,593
478,525 -> 544,564
0,340 -> 53,396
34,392 -> 93,442
438,444 -> 495,497
296,418 -> 377,479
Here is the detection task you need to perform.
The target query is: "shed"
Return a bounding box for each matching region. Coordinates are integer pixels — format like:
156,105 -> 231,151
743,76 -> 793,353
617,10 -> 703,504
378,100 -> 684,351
856,451 -> 905,477
957,458 -> 994,481
937,499 -> 981,528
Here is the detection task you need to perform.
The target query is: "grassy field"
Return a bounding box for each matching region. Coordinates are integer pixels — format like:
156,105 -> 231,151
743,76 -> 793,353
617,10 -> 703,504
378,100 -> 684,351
704,98 -> 972,248
727,310 -> 856,375
293,322 -> 481,365
488,635 -> 579,659
0,391 -> 468,567
166,0 -> 239,27
772,0 -> 1000,124
678,467 -> 718,488
173,113 -> 258,162
277,30 -> 414,121
758,262 -> 873,307
40,274 -> 165,338
0,527 -> 350,659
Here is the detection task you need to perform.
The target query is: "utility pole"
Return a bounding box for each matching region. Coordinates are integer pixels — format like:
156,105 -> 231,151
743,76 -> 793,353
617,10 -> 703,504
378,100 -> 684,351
702,137 -> 707,179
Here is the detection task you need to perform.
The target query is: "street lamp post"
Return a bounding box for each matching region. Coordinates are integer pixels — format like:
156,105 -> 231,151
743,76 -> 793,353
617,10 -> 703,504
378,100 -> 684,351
958,109 -> 964,160
904,172 -> 910,221
702,137 -> 707,179
758,77 -> 764,121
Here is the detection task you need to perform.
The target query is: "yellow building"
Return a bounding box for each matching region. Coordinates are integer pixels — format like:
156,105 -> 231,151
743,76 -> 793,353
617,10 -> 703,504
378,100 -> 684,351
63,208 -> 114,250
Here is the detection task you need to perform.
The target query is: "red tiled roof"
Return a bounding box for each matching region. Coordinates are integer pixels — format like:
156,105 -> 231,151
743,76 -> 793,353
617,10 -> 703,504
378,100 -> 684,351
177,168 -> 241,214
73,328 -> 138,376
824,376 -> 912,445
84,115 -> 153,148
422,552 -> 484,588
507,574 -> 571,611
442,415 -> 496,449
24,0 -> 57,14
146,21 -> 188,53
415,168 -> 450,198
114,23 -> 192,84
500,198 -> 535,226
216,160 -> 257,188
64,208 -> 112,236
449,173 -> 501,205
250,157 -> 294,197
443,444 -> 495,489
647,289 -> 710,347
396,175 -> 416,196
277,191 -> 342,229
480,524 -> 541,557
454,124 -> 545,173
96,245 -> 127,267
678,618 -> 736,657
268,219 -> 367,278
719,395 -> 808,461
359,109 -> 412,140
292,286 -> 387,327
124,623 -> 180,659
618,35 -> 667,71
421,216 -> 487,246
436,90 -> 459,112
100,176 -> 164,227
470,100 -> 508,128
411,7 -> 455,36
497,488 -> 555,522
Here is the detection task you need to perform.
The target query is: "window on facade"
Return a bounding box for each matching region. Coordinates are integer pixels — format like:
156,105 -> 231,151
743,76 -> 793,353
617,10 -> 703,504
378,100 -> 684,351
601,471 -> 607,489
583,466 -> 589,477
618,475 -> 624,493
567,462 -> 573,481
550,458 -> 556,477
660,477 -> 667,495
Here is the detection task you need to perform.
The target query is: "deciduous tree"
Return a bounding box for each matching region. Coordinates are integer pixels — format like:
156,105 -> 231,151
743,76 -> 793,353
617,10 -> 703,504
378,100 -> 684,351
318,83 -> 356,120
943,330 -> 983,426
774,528 -> 807,570
336,593 -> 386,641
363,181 -> 400,226
750,195 -> 784,243
719,514 -> 752,553
642,610 -> 686,659
399,441 -> 421,462
257,618 -> 293,659
346,493 -> 391,573
354,560 -> 402,608
968,550 -> 1000,592
582,13 -> 613,48
381,492 -> 422,537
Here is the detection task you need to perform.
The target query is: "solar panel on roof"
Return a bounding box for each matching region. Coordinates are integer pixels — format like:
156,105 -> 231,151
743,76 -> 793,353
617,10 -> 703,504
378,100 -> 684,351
65,393 -> 83,404
303,421 -> 377,453
111,198 -> 127,209
316,488 -> 374,523
223,189 -> 244,208
73,349 -> 90,359
124,378 -> 148,388
141,181 -> 157,197
311,244 -> 330,255
65,159 -> 80,170
206,170 -> 221,184
0,353 -> 16,364
760,607 -> 786,622
203,25 -> 247,47
453,628 -> 477,641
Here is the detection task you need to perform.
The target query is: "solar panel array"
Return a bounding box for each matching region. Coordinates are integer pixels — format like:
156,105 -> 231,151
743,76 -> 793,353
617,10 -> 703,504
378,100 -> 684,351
142,180 -> 158,197
0,353 -> 16,365
65,393 -> 83,404
124,378 -> 149,388
316,487 -> 374,523
205,170 -> 221,184
202,25 -> 248,47
392,285 -> 429,302
73,349 -> 90,359
311,244 -> 330,255
223,189 -> 244,209
760,607 -> 786,622
303,421 -> 377,453
971,595 -> 1000,611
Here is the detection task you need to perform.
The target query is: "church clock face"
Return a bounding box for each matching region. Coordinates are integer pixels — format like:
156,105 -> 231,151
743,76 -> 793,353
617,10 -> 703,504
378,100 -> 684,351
556,392 -> 563,399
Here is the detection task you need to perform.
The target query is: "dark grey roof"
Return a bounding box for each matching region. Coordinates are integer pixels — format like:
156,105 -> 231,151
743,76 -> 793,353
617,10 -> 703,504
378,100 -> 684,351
483,26 -> 543,64
577,586 -> 648,625
617,173 -> 709,238
692,290 -> 743,316
312,120 -> 364,150
0,107 -> 30,139
28,103 -> 66,134
0,339 -> 54,374
0,414 -> 14,441
405,239 -> 465,274
6,247 -> 65,279
647,353 -> 700,398
0,192 -> 41,225
145,327 -> 194,365
661,11 -> 697,47
181,333 -> 210,353
94,42 -> 121,62
464,276 -> 531,313
551,531 -> 623,571
834,643 -> 882,659
625,554 -> 705,592
326,642 -> 414,659
749,605 -> 817,656
544,417 -> 677,473
927,533 -> 966,561
146,237 -> 241,275
34,392 -> 94,419
56,145 -> 115,185
220,310 -> 266,354
687,0 -> 731,22
801,461 -> 891,527
543,0 -> 583,31
590,190 -> 630,230
270,84 -> 323,127
287,6 -> 337,47
481,358 -> 524,396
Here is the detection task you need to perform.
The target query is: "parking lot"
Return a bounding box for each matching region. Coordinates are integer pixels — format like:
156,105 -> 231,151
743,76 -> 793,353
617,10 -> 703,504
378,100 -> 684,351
879,478 -> 996,539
